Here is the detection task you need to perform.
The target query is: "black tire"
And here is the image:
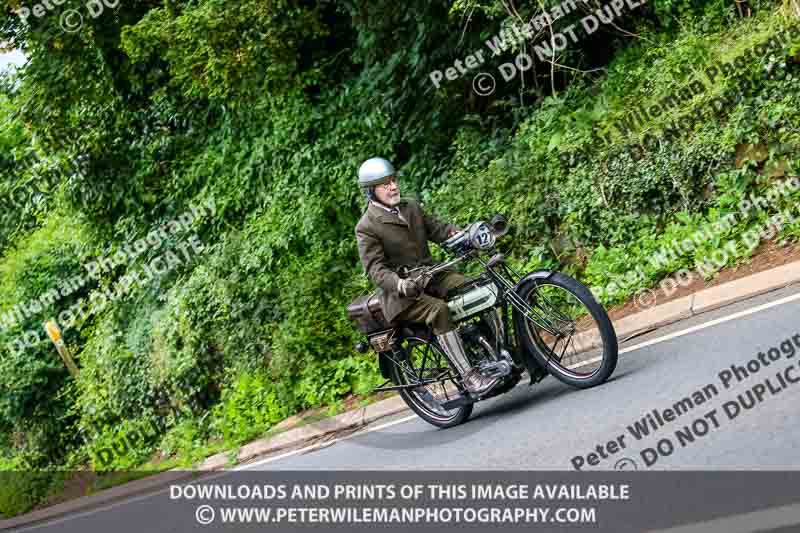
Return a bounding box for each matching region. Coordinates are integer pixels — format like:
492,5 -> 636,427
512,272 -> 618,389
390,334 -> 473,428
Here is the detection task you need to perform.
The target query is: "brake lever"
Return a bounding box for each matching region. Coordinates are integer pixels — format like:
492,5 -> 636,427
413,271 -> 434,290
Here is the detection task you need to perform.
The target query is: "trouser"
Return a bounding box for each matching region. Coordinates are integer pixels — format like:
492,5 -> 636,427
394,271 -> 466,335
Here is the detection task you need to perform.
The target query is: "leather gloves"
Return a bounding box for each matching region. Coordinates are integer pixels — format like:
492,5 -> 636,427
398,278 -> 422,298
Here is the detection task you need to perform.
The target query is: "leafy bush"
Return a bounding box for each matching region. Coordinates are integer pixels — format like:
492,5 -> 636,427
0,466 -> 53,518
2,0 -> 799,518
0,213 -> 90,466
209,372 -> 291,444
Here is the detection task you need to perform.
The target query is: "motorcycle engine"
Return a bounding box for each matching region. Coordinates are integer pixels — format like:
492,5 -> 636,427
458,322 -> 498,365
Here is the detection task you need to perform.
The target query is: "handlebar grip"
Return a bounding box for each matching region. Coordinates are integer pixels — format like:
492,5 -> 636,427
412,273 -> 432,289
442,229 -> 469,252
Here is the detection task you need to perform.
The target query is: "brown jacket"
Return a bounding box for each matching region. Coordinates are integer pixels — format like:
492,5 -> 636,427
355,199 -> 457,323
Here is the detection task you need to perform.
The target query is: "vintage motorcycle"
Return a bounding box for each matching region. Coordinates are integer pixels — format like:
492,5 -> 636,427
347,214 -> 618,428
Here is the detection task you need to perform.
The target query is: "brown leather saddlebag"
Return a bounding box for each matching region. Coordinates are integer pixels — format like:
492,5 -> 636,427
346,292 -> 391,333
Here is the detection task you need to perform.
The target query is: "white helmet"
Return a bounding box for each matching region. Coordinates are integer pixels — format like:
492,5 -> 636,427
358,157 -> 396,187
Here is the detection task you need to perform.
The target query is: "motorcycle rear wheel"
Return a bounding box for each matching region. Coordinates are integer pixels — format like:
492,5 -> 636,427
390,334 -> 473,428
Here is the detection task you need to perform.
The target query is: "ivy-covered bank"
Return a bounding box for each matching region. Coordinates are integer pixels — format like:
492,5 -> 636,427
1,0 -> 799,517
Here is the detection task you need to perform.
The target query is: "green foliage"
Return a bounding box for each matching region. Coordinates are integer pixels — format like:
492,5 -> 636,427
150,415 -> 214,467
295,356 -> 383,408
0,88 -> 56,249
0,213 -> 90,464
209,372 -> 291,444
0,467 -> 54,518
2,0 -> 800,518
84,418 -> 163,471
121,0 -> 329,100
74,306 -> 161,434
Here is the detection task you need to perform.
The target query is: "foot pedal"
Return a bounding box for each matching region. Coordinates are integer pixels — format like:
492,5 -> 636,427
477,360 -> 513,380
440,395 -> 475,410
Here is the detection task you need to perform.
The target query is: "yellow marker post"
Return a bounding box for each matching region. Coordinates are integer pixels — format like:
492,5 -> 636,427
44,320 -> 79,378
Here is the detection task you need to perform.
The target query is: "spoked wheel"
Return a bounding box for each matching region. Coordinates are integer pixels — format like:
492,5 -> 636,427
512,272 -> 618,388
390,334 -> 473,428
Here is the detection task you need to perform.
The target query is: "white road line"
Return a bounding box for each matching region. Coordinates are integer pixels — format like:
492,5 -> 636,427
10,290 -> 800,531
619,290 -> 800,354
9,483 -> 174,533
242,291 -> 800,466
567,291 -> 800,370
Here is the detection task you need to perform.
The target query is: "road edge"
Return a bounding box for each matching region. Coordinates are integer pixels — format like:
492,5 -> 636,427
3,260 -> 800,530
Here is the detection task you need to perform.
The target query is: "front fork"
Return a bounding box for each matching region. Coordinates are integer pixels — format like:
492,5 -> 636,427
486,265 -> 555,383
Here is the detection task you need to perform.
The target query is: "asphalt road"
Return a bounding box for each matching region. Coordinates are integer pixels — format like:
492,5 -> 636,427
240,283 -> 800,472
10,284 -> 800,533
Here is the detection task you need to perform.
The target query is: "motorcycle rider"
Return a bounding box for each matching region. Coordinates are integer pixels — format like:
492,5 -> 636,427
355,157 -> 501,397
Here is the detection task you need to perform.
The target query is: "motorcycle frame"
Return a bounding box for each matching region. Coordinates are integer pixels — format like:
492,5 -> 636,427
372,248 -> 561,393
413,248 -> 565,344
471,252 -> 559,377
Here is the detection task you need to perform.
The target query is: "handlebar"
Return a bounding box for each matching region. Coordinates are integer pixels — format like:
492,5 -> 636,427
403,213 -> 509,289
404,254 -> 469,289
442,213 -> 509,255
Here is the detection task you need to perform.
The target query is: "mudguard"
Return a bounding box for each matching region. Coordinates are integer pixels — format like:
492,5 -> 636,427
513,269 -> 555,293
511,269 -> 555,383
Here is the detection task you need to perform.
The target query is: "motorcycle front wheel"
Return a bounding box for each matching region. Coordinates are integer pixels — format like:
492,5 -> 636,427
390,334 -> 473,428
512,272 -> 618,388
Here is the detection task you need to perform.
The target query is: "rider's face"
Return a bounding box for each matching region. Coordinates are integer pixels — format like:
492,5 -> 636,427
374,175 -> 400,206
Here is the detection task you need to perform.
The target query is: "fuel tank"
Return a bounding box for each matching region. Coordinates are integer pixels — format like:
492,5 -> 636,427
447,282 -> 499,321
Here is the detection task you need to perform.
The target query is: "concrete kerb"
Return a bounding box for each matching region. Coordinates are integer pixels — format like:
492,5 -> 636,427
690,261 -> 800,315
229,395 -> 410,468
5,260 -> 800,529
615,295 -> 696,341
613,260 -> 800,342
0,398 -> 411,531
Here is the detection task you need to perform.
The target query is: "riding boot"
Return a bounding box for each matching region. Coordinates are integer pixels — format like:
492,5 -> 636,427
437,330 -> 501,398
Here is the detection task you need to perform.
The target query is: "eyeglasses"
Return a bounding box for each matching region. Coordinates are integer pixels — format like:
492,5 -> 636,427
376,175 -> 398,189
